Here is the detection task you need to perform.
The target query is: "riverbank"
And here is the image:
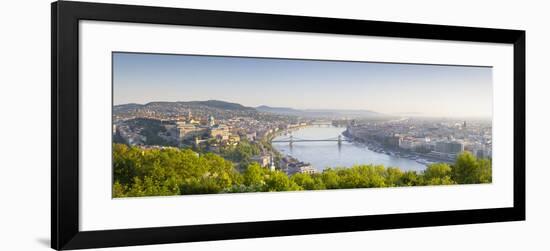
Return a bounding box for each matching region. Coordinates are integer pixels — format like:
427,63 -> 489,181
272,125 -> 428,172
343,127 -> 453,167
265,125 -> 316,174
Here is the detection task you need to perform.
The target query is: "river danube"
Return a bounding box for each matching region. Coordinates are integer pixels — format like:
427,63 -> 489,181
272,126 -> 427,172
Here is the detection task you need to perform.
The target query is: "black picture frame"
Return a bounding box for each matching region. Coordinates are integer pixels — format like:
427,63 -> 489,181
51,1 -> 525,250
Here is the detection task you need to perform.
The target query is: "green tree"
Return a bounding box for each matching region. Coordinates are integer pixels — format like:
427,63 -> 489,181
264,171 -> 301,191
384,167 -> 404,187
452,152 -> 491,184
243,163 -> 265,187
112,143 -> 492,197
423,163 -> 454,185
113,143 -> 244,197
336,165 -> 387,188
112,181 -> 127,197
399,171 -> 420,186
320,169 -> 341,189
477,158 -> 492,183
291,173 -> 325,190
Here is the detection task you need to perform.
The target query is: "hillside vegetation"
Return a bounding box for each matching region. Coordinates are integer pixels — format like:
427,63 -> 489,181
112,143 -> 491,198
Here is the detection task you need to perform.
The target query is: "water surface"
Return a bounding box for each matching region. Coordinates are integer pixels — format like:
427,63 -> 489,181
272,126 -> 427,172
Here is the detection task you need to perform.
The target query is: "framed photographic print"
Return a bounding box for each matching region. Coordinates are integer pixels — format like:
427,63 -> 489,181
52,1 -> 525,250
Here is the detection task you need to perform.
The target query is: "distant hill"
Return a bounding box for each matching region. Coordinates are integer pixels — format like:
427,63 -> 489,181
305,109 -> 384,118
114,100 -> 256,115
147,100 -> 254,111
255,105 -> 303,116
113,103 -> 145,113
255,105 -> 386,119
114,101 -> 386,119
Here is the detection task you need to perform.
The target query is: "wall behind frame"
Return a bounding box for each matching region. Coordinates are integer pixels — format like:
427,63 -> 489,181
0,0 -> 547,250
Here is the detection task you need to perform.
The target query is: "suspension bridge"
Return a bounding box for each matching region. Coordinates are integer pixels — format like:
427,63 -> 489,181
272,135 -> 350,145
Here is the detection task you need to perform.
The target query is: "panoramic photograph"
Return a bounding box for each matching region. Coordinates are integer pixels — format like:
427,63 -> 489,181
112,52 -> 493,198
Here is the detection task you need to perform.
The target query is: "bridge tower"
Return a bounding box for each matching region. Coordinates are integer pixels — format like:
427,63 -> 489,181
337,135 -> 342,145
289,135 -> 293,146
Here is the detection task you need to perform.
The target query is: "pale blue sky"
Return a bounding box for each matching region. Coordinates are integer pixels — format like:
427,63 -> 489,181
113,52 -> 492,118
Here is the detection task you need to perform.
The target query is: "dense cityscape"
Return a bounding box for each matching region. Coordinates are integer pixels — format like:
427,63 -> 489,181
110,53 -> 493,197
345,118 -> 492,165
113,100 -> 492,177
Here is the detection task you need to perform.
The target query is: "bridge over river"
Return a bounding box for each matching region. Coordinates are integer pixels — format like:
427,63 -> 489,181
271,126 -> 428,172
271,134 -> 350,145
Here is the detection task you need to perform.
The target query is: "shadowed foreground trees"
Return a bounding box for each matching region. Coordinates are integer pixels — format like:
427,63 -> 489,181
112,144 -> 491,198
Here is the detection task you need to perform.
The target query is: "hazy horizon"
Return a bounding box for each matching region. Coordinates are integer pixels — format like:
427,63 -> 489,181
113,52 -> 493,118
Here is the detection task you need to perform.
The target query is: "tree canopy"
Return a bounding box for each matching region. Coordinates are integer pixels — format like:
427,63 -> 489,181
112,143 -> 492,198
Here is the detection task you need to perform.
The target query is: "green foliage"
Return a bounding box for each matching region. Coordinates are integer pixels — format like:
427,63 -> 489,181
451,151 -> 492,184
424,163 -> 452,180
222,141 -> 260,161
112,145 -> 491,198
113,144 -> 239,197
476,158 -> 493,183
326,165 -> 388,189
112,181 -> 127,198
243,163 -> 266,187
291,173 -> 325,190
384,167 -> 405,187
220,140 -> 261,169
399,171 -> 420,186
264,171 -> 302,192
423,163 -> 455,185
320,169 -> 341,189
